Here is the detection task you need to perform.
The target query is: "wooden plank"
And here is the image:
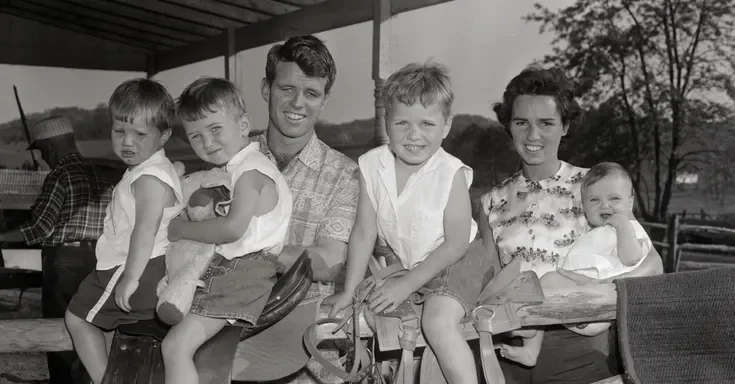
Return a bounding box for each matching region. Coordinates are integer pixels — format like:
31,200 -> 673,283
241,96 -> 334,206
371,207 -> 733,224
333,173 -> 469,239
0,8 -> 155,51
23,0 -> 202,43
372,0 -> 392,146
680,243 -> 735,253
0,42 -> 148,72
274,0 -> 327,6
679,224 -> 735,237
110,0 -> 246,30
163,0 -> 269,22
155,0 -> 455,72
64,0 -> 221,37
639,221 -> 668,230
591,375 -> 624,384
4,0 -> 182,48
0,284 -> 617,353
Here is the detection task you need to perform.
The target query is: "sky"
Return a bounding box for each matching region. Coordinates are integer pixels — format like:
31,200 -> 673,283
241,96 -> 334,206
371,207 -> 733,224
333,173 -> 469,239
0,0 -> 575,128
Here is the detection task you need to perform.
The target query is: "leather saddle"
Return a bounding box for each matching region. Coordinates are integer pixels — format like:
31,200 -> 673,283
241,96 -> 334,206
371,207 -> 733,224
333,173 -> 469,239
101,251 -> 313,384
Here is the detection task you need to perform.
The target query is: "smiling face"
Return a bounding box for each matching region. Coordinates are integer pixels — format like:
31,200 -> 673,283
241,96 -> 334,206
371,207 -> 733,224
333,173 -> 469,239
182,109 -> 251,166
582,175 -> 635,227
386,100 -> 452,168
111,120 -> 170,167
509,94 -> 568,180
261,61 -> 330,141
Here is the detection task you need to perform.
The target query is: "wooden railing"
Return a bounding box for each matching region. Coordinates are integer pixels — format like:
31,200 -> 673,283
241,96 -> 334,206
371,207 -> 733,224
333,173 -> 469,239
640,214 -> 735,273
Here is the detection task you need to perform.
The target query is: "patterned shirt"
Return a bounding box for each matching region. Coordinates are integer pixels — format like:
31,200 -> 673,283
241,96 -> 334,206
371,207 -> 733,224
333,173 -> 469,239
256,133 -> 360,295
20,152 -> 113,247
480,161 -> 588,278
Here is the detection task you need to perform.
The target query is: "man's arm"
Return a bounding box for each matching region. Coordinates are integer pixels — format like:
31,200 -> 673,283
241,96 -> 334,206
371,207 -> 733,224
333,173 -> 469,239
4,171 -> 66,245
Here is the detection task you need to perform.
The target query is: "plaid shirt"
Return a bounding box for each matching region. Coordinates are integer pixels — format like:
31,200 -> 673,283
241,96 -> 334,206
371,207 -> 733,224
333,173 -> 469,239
20,152 -> 113,247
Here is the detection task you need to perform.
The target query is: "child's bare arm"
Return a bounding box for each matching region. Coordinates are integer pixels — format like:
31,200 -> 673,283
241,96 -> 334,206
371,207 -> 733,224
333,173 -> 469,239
125,175 -> 174,282
607,214 -> 643,266
173,170 -> 271,244
401,169 -> 472,292
342,174 -> 379,296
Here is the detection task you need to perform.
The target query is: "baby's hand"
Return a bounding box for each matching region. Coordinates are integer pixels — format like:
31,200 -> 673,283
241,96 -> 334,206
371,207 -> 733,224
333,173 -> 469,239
167,218 -> 184,241
115,276 -> 139,313
604,213 -> 629,229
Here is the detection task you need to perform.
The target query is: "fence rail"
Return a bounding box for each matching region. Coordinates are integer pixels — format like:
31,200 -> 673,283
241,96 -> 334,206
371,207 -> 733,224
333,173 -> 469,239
640,214 -> 735,273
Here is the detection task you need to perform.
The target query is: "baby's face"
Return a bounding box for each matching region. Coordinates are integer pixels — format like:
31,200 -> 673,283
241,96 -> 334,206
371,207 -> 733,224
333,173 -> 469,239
582,175 -> 634,227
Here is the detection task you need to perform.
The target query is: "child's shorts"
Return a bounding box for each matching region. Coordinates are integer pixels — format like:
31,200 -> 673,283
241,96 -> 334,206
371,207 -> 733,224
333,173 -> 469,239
375,240 -> 495,317
190,251 -> 280,326
67,256 -> 166,331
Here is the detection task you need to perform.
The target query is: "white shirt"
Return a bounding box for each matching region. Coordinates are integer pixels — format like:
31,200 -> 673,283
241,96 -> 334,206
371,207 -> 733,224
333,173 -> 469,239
96,149 -> 184,270
359,145 -> 478,270
559,219 -> 652,279
215,142 -> 292,259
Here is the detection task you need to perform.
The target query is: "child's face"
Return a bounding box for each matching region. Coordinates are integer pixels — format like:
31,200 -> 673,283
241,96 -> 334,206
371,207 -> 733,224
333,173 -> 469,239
182,109 -> 251,166
111,119 -> 170,167
386,100 -> 452,168
582,175 -> 634,227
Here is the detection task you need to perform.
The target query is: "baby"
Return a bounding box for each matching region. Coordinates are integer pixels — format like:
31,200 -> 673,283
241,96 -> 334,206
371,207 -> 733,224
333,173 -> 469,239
500,162 -> 652,367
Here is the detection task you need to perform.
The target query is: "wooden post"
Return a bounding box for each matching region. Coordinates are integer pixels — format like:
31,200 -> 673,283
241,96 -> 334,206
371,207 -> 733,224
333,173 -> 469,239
225,27 -> 235,81
372,0 -> 392,146
666,214 -> 680,273
146,53 -> 157,79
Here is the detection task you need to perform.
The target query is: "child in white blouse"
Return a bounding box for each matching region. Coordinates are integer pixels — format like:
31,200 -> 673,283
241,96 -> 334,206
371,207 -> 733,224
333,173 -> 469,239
499,162 -> 651,367
326,61 -> 483,384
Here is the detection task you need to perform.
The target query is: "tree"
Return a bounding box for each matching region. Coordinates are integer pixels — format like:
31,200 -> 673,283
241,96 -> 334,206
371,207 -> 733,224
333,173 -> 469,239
527,0 -> 735,220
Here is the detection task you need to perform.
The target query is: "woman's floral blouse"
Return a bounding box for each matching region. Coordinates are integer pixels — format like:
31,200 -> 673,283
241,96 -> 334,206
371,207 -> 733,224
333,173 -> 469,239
481,161 -> 589,278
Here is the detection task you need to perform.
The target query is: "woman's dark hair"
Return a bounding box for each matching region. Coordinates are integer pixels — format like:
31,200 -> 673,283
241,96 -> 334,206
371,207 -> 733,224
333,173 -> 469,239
265,35 -> 337,94
492,65 -> 582,135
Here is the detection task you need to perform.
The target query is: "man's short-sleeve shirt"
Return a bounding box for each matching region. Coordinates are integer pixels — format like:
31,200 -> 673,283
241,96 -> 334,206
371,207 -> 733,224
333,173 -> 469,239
256,133 -> 359,267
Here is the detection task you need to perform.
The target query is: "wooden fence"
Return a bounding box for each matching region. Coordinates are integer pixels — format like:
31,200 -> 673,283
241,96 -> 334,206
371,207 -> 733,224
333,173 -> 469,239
640,214 -> 735,273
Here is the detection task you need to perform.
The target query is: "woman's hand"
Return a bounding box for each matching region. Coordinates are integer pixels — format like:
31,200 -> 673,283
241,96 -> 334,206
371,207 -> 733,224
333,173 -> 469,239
555,269 -> 604,286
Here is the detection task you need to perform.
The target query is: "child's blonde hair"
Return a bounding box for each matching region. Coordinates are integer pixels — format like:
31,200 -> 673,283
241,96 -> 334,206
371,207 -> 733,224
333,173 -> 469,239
108,78 -> 175,132
176,77 -> 248,122
582,162 -> 634,197
381,61 -> 454,118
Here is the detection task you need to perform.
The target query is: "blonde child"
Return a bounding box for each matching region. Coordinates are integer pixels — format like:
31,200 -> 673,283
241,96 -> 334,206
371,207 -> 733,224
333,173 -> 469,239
161,77 -> 292,384
65,79 -> 185,384
326,62 -> 481,384
499,162 -> 652,367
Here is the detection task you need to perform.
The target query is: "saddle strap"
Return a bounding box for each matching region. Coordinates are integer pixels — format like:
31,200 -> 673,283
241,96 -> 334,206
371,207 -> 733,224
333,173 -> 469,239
479,331 -> 505,384
393,318 -> 420,384
303,318 -> 374,382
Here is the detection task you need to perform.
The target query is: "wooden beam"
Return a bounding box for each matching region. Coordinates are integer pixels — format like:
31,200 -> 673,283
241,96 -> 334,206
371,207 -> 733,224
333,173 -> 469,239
64,0 -> 220,37
0,284 -> 617,354
217,0 -> 300,16
0,7 -> 155,50
225,27 -> 236,81
156,0 -> 455,72
28,0 -> 204,43
274,0 -> 328,6
161,0 -> 267,23
0,42 -> 148,72
372,0 -> 392,146
109,0 -> 245,30
4,0 -> 182,48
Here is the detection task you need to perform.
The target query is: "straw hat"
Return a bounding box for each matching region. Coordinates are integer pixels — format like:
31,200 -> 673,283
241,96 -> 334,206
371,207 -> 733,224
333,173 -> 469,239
27,116 -> 74,149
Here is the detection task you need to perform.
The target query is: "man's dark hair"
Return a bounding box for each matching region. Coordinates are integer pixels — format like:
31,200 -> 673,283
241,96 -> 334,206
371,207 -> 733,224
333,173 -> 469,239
265,35 -> 337,94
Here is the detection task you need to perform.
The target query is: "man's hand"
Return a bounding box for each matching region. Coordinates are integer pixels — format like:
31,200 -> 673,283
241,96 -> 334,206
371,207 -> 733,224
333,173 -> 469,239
115,275 -> 139,313
167,218 -> 185,242
367,277 -> 414,314
324,292 -> 354,318
604,213 -> 629,230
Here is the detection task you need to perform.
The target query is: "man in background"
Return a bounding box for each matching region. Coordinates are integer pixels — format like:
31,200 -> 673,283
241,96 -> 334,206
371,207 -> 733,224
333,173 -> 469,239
0,116 -> 113,384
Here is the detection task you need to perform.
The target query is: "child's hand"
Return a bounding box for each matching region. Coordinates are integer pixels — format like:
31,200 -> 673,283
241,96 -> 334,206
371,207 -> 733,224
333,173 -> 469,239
368,278 -> 413,314
324,292 -> 354,318
167,218 -> 184,241
115,276 -> 139,313
604,213 -> 629,229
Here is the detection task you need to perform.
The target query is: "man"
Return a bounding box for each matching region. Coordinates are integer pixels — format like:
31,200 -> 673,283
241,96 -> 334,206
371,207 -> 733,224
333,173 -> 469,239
0,116 -> 113,384
234,35 -> 360,383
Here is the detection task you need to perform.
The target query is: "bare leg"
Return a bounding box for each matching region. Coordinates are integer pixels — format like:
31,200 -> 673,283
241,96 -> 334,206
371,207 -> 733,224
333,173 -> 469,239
539,271 -> 579,289
421,296 -> 478,384
64,310 -> 108,384
161,313 -> 227,384
499,329 -> 544,367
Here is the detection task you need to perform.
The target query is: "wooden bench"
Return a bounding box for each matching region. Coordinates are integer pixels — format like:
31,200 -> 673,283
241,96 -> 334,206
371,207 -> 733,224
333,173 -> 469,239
0,284 -> 622,383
